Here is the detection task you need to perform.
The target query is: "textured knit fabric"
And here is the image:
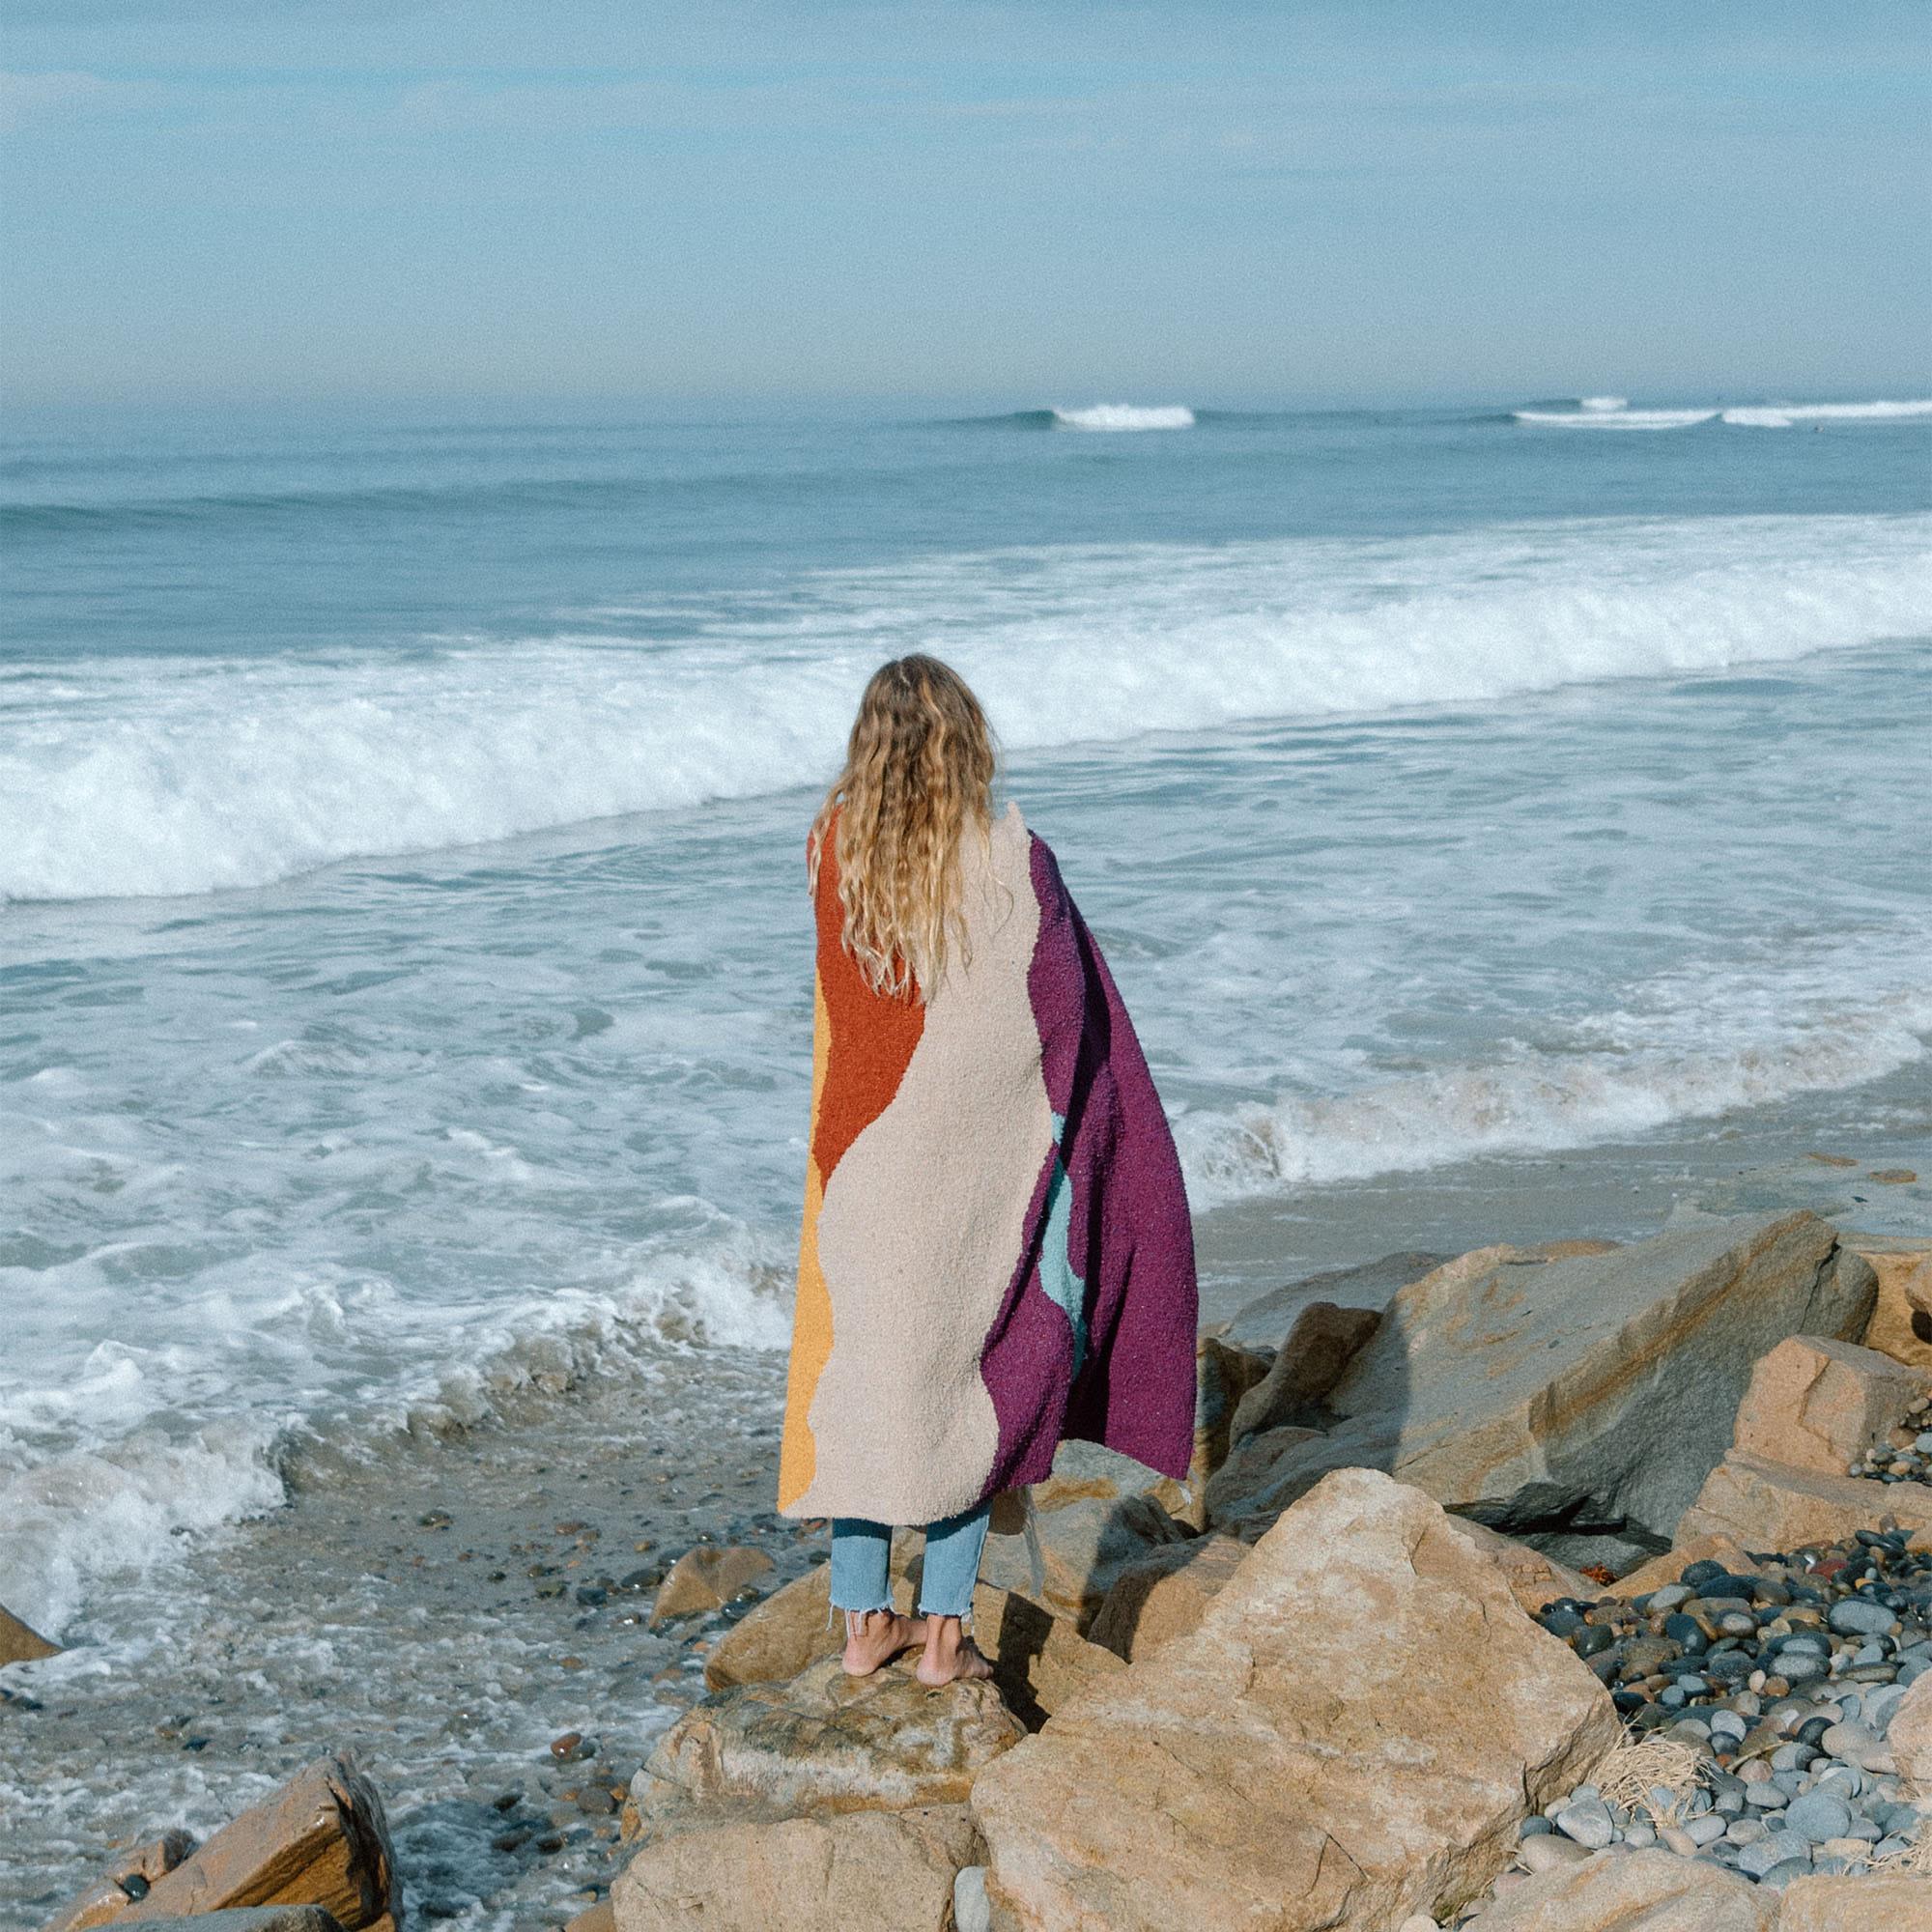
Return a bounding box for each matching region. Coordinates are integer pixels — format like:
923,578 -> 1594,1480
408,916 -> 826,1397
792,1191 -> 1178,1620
778,803 -> 1198,1524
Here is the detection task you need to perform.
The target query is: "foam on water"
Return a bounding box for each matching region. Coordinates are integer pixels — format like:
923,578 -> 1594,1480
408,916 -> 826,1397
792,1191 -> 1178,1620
5,513 -> 1928,902
1514,407 -> 1719,429
1050,404 -> 1195,431
1722,400 -> 1932,428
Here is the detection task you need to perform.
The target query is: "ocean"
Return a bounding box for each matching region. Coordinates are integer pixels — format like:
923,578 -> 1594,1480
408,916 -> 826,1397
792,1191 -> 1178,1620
3,394 -> 1930,1916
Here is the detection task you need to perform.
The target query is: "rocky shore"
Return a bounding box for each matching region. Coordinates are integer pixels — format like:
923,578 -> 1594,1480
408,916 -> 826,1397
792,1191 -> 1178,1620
9,1202 -> 1932,1931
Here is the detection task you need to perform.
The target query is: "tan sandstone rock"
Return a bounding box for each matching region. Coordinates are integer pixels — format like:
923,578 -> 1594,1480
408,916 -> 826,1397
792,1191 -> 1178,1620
611,1803 -> 979,1932
52,1753 -> 398,1931
41,1833 -> 198,1932
970,1468 -> 1618,1932
1465,1848 -> 1773,1931
1153,1336 -> 1271,1528
112,1914 -> 348,1932
705,1565 -> 845,1690
1085,1533 -> 1250,1662
650,1544 -> 776,1626
1218,1250 -> 1450,1350
635,1655 -> 1024,1822
1229,1299 -> 1381,1442
1730,1334 -> 1932,1473
1208,1214 -> 1877,1546
1677,1452 -> 1932,1552
1777,1872 -> 1932,1931
1889,1669 -> 1932,1790
1441,1517 -> 1599,1615
1,1600 -> 60,1665
977,1491 -> 1190,1632
1848,1233 -> 1932,1372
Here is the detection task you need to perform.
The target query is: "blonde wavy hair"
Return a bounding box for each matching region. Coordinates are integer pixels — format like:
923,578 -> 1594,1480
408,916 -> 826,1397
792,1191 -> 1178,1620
809,655 -> 996,999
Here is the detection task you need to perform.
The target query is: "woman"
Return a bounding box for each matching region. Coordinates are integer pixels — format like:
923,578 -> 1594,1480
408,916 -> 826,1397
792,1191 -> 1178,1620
778,655 -> 1199,1686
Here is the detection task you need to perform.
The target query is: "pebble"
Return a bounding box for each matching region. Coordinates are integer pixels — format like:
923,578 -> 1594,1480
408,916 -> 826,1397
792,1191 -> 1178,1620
1785,1791 -> 1853,1843
1519,1833 -> 1592,1872
1553,1796 -> 1615,1849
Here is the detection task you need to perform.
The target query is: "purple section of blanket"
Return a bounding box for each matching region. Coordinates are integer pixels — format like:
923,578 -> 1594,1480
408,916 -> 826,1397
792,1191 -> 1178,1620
977,835 -> 1199,1495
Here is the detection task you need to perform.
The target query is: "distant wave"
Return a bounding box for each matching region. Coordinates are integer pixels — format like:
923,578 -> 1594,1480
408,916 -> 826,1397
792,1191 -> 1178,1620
1517,396 -> 1932,431
1051,405 -> 1195,432
4,512 -> 1928,902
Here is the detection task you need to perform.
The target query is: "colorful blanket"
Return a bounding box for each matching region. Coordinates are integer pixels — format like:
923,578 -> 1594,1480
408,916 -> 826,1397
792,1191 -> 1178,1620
779,802 -> 1198,1526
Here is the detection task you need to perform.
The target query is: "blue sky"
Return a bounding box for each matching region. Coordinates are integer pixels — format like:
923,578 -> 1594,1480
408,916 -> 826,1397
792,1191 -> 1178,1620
2,2 -> 1927,408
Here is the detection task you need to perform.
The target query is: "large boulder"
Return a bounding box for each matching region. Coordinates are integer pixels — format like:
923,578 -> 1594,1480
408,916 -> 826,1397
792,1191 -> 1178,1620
1465,1848 -> 1773,1931
1208,1214 -> 1877,1546
976,1491 -> 1190,1633
1217,1251 -> 1449,1350
1889,1669 -> 1932,1790
42,1836 -> 199,1932
110,1915 -> 347,1932
650,1545 -> 775,1626
704,1566 -> 846,1691
1,1600 -> 59,1665
611,1804 -> 979,1932
634,1655 -> 1024,1823
1155,1337 -> 1271,1528
1084,1534 -> 1250,1662
1777,1874 -> 1932,1931
1847,1232 -> 1932,1371
1228,1300 -> 1380,1442
970,1468 -> 1618,1932
1676,1451 -> 1932,1551
46,1753 -> 398,1931
1440,1517 -> 1600,1615
1730,1334 -> 1932,1473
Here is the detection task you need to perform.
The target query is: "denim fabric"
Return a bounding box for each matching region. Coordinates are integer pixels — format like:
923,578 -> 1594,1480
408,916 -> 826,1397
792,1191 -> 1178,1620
829,1500 -> 992,1620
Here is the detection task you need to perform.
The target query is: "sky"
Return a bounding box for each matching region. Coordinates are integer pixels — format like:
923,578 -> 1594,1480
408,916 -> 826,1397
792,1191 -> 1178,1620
2,1 -> 1928,410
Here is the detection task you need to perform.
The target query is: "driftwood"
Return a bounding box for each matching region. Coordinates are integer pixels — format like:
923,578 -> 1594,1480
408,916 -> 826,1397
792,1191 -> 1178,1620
42,1754 -> 399,1932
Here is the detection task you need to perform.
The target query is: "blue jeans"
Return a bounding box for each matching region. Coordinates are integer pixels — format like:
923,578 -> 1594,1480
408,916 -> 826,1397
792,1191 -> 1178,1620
829,1501 -> 991,1620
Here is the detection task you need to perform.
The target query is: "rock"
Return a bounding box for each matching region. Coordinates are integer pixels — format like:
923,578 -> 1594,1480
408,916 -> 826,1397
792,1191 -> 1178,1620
955,1582 -> 1123,1727
1027,1437 -> 1162,1512
1217,1250 -> 1450,1350
1228,1300 -> 1381,1442
634,1655 -> 1025,1821
1730,1335 -> 1932,1474
1155,1336 -> 1272,1528
1777,1873 -> 1932,1930
1204,1216 -> 1876,1546
1202,1424 -> 1331,1529
650,1545 -> 776,1626
970,1468 -> 1618,1932
1847,1233 -> 1932,1371
1609,1533 -> 1758,1598
46,1752 -> 398,1931
563,1904 -> 616,1932
1465,1848 -> 1773,1930
1890,1671 -> 1932,1789
1440,1517 -> 1600,1615
611,1803 -> 980,1932
953,1865 -> 990,1932
977,1491 -> 1190,1632
1677,1452 -> 1932,1551
705,1566 -> 847,1691
1084,1534 -> 1250,1662
110,1915 -> 348,1932
0,1600 -> 60,1664
41,1834 -> 199,1932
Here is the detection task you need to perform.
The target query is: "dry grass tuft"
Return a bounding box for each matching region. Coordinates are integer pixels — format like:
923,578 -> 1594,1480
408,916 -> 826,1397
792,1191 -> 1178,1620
1590,1734 -> 1706,1827
1867,1816 -> 1932,1876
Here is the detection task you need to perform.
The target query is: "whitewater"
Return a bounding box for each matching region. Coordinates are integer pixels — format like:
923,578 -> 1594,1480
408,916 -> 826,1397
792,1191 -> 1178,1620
2,398 -> 1929,1675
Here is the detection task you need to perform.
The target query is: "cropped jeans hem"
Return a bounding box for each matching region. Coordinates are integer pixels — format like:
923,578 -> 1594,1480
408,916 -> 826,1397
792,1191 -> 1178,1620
829,1500 -> 992,1621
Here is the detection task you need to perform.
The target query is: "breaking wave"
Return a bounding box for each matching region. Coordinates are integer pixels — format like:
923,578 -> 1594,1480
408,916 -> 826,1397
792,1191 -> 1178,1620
1049,404 -> 1195,432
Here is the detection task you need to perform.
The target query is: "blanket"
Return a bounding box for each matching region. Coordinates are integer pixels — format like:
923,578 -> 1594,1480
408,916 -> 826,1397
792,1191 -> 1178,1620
778,802 -> 1198,1525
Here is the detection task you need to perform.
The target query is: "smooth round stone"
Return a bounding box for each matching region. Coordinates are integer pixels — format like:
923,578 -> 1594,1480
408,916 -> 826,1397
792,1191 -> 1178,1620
1770,1744 -> 1816,1773
1784,1792 -> 1853,1843
1658,1825 -> 1699,1858
1658,1685 -> 1689,1709
1520,1833 -> 1592,1873
1684,1813 -> 1727,1846
1725,1816 -> 1769,1845
1648,1584 -> 1694,1613
1708,1710 -> 1748,1743
1874,1833 -> 1915,1860
1736,1838 -> 1790,1878
1705,1651 -> 1753,1682
1759,1858 -> 1813,1889
1519,1815 -> 1553,1837
1574,1623 -> 1615,1657
1745,1784 -> 1788,1809
1624,1823 -> 1657,1849
1673,1676 -> 1710,1696
1821,1720 -> 1881,1763
1778,1652 -> 1828,1684
1829,1599 -> 1895,1637
1554,1797 -> 1615,1849
1717,1611 -> 1757,1637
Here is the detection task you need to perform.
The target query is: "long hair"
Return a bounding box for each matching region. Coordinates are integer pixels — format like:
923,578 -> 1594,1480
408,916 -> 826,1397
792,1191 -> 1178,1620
809,655 -> 996,999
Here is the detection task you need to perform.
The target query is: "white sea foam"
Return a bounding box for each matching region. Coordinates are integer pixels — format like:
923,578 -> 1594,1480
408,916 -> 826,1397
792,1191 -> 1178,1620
1578,395 -> 1630,412
4,513 -> 1927,904
1721,400 -> 1932,428
1176,970 -> 1932,1208
1514,407 -> 1719,429
1050,404 -> 1195,431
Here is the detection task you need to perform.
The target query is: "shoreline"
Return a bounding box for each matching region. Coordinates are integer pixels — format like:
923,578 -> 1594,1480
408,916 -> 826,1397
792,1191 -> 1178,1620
3,1137 -> 1928,1926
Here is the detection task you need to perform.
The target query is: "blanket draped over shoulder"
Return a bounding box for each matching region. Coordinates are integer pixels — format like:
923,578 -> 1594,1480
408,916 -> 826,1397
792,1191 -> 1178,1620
779,802 -> 1198,1525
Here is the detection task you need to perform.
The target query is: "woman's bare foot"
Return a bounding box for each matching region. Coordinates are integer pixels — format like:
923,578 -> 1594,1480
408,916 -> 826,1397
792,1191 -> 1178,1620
916,1613 -> 994,1687
841,1607 -> 923,1676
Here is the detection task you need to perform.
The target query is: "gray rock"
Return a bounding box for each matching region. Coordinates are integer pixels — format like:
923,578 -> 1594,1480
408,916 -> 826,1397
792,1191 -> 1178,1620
1519,1832 -> 1593,1872
126,1916 -> 348,1932
1828,1598 -> 1896,1637
1736,1837 -> 1789,1878
1554,1796 -> 1616,1849
953,1863 -> 991,1932
1684,1813 -> 1727,1846
1783,1791 -> 1853,1843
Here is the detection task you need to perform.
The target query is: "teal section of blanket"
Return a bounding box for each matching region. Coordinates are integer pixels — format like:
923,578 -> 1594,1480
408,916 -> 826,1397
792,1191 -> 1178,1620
1041,1111 -> 1088,1377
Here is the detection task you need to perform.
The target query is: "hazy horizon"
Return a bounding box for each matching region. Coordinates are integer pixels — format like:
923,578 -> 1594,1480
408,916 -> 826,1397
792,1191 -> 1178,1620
2,1 -> 1928,411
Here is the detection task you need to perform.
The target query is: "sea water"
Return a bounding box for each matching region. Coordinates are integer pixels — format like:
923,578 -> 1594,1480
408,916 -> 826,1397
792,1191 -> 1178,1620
3,396 -> 1931,1655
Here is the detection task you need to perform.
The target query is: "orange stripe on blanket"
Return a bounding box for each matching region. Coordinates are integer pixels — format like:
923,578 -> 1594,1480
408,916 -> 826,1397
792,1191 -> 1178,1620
779,973 -> 835,1509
